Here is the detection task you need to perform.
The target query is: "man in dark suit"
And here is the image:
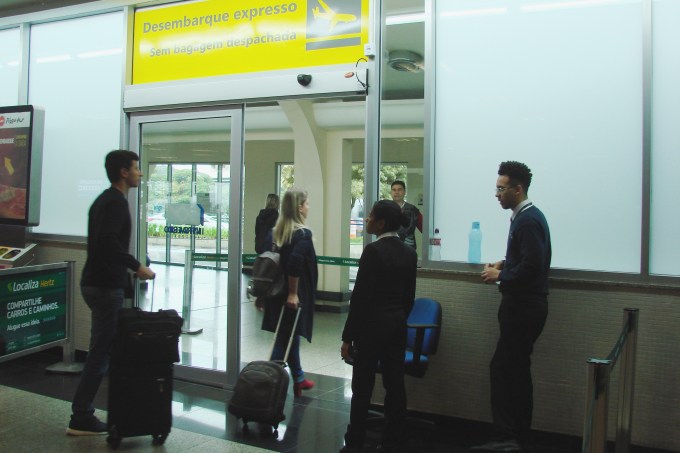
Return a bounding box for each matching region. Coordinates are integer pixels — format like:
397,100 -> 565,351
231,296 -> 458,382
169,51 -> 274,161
474,161 -> 551,453
340,200 -> 418,453
390,180 -> 422,250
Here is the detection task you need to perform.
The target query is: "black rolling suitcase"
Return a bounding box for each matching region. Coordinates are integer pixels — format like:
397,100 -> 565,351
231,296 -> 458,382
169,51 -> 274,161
228,305 -> 301,433
106,306 -> 183,449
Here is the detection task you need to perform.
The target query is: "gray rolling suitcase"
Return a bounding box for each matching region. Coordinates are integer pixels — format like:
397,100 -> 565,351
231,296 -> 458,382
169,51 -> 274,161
228,305 -> 301,433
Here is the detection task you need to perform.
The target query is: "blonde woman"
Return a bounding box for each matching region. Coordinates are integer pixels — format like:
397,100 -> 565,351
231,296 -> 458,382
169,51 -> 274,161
261,188 -> 318,396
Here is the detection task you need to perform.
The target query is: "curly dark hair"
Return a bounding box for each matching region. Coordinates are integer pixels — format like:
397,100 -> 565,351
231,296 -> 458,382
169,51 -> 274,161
498,161 -> 532,192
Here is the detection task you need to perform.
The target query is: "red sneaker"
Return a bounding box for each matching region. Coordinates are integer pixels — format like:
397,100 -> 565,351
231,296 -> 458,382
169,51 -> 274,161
293,379 -> 315,396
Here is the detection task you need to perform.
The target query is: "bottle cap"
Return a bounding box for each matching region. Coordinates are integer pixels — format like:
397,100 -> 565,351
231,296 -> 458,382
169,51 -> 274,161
434,228 -> 439,234
472,221 -> 480,228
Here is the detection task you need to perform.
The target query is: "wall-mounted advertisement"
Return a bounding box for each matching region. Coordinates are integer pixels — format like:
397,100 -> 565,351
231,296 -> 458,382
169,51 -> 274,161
0,105 -> 45,226
133,0 -> 369,84
0,267 -> 68,358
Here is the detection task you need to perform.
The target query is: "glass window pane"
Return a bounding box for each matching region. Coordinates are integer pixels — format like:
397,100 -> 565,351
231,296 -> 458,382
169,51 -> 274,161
650,0 -> 680,276
138,115 -> 232,373
279,163 -> 294,195
219,165 -> 229,255
381,0 -> 425,258
241,100 -> 363,381
147,163 -> 169,263
195,164 -> 219,255
434,0 -> 643,271
28,12 -> 124,235
0,28 -> 20,106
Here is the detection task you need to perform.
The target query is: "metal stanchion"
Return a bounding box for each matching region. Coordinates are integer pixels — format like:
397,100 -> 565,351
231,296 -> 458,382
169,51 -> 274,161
46,261 -> 84,374
181,250 -> 203,335
615,309 -> 639,453
582,308 -> 640,453
583,359 -> 611,453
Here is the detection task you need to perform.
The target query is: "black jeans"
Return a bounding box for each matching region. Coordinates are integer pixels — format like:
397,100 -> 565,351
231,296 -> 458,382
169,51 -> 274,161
71,286 -> 124,418
489,293 -> 548,444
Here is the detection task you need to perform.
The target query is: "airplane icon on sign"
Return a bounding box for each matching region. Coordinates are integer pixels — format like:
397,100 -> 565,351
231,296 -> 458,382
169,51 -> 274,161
312,0 -> 357,32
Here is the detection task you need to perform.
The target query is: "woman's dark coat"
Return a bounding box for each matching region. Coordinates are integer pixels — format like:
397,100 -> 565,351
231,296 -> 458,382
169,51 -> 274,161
254,208 -> 279,254
261,228 -> 318,341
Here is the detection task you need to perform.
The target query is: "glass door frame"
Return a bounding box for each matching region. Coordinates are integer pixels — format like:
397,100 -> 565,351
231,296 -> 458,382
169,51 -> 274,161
128,105 -> 245,388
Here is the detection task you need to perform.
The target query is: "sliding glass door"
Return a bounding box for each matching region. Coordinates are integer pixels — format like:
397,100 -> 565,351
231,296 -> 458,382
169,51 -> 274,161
129,106 -> 244,387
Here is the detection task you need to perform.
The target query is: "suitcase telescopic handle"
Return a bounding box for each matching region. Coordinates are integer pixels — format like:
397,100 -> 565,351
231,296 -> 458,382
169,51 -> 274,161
269,304 -> 302,365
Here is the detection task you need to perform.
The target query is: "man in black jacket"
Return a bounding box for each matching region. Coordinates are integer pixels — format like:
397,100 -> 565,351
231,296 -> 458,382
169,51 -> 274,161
340,200 -> 417,453
67,150 -> 155,436
390,180 -> 422,250
474,161 -> 551,453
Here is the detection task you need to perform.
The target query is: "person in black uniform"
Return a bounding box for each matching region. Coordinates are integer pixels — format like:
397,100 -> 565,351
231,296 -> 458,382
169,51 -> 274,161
390,180 -> 422,250
67,150 -> 155,436
254,193 -> 279,254
473,161 -> 552,453
340,200 -> 418,453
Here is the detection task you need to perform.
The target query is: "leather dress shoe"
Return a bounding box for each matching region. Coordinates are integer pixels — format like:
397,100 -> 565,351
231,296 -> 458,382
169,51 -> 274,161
470,439 -> 523,452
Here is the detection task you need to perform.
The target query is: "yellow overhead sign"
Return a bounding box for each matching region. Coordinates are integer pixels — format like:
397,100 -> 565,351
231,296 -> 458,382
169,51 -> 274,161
133,0 -> 369,85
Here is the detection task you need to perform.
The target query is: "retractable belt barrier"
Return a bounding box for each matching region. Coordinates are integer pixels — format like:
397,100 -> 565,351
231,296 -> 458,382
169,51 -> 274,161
181,252 -> 358,336
191,253 -> 359,267
582,308 -> 639,453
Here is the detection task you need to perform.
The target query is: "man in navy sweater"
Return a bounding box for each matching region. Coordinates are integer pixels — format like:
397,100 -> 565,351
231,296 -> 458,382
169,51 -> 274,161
67,150 -> 155,436
474,161 -> 551,453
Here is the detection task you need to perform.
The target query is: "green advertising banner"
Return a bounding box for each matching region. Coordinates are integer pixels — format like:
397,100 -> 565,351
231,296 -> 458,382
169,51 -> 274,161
0,269 -> 68,356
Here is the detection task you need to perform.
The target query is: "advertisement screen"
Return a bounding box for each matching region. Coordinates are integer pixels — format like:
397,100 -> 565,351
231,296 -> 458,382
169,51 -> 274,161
0,105 -> 44,226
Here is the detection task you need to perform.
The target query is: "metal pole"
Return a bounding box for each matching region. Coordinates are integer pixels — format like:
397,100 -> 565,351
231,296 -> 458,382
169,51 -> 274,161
615,309 -> 639,453
583,359 -> 611,453
181,249 -> 202,335
46,261 -> 84,374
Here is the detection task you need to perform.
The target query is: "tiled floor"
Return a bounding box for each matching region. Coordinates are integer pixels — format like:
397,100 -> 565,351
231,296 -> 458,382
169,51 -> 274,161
0,348 -> 586,453
0,264 -> 586,453
0,348 -> 476,453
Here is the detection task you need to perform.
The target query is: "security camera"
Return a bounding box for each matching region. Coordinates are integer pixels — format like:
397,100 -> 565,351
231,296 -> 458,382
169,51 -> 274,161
297,74 -> 312,87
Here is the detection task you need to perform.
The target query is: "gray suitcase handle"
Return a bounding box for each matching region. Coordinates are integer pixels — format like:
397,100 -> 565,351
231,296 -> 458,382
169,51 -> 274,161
268,304 -> 302,366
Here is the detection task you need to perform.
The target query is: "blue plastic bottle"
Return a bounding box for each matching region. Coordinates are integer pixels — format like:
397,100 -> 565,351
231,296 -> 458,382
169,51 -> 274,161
468,221 -> 482,263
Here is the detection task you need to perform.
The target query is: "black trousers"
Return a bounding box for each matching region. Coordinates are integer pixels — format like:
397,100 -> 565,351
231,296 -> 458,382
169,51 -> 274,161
490,293 -> 548,444
345,320 -> 407,448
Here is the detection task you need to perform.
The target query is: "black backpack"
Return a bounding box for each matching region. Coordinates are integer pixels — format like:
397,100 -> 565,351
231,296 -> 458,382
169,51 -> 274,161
248,244 -> 285,298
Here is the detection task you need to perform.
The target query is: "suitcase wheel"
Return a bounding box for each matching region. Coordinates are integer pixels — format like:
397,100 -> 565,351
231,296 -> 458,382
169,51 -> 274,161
106,429 -> 121,450
152,433 -> 168,446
